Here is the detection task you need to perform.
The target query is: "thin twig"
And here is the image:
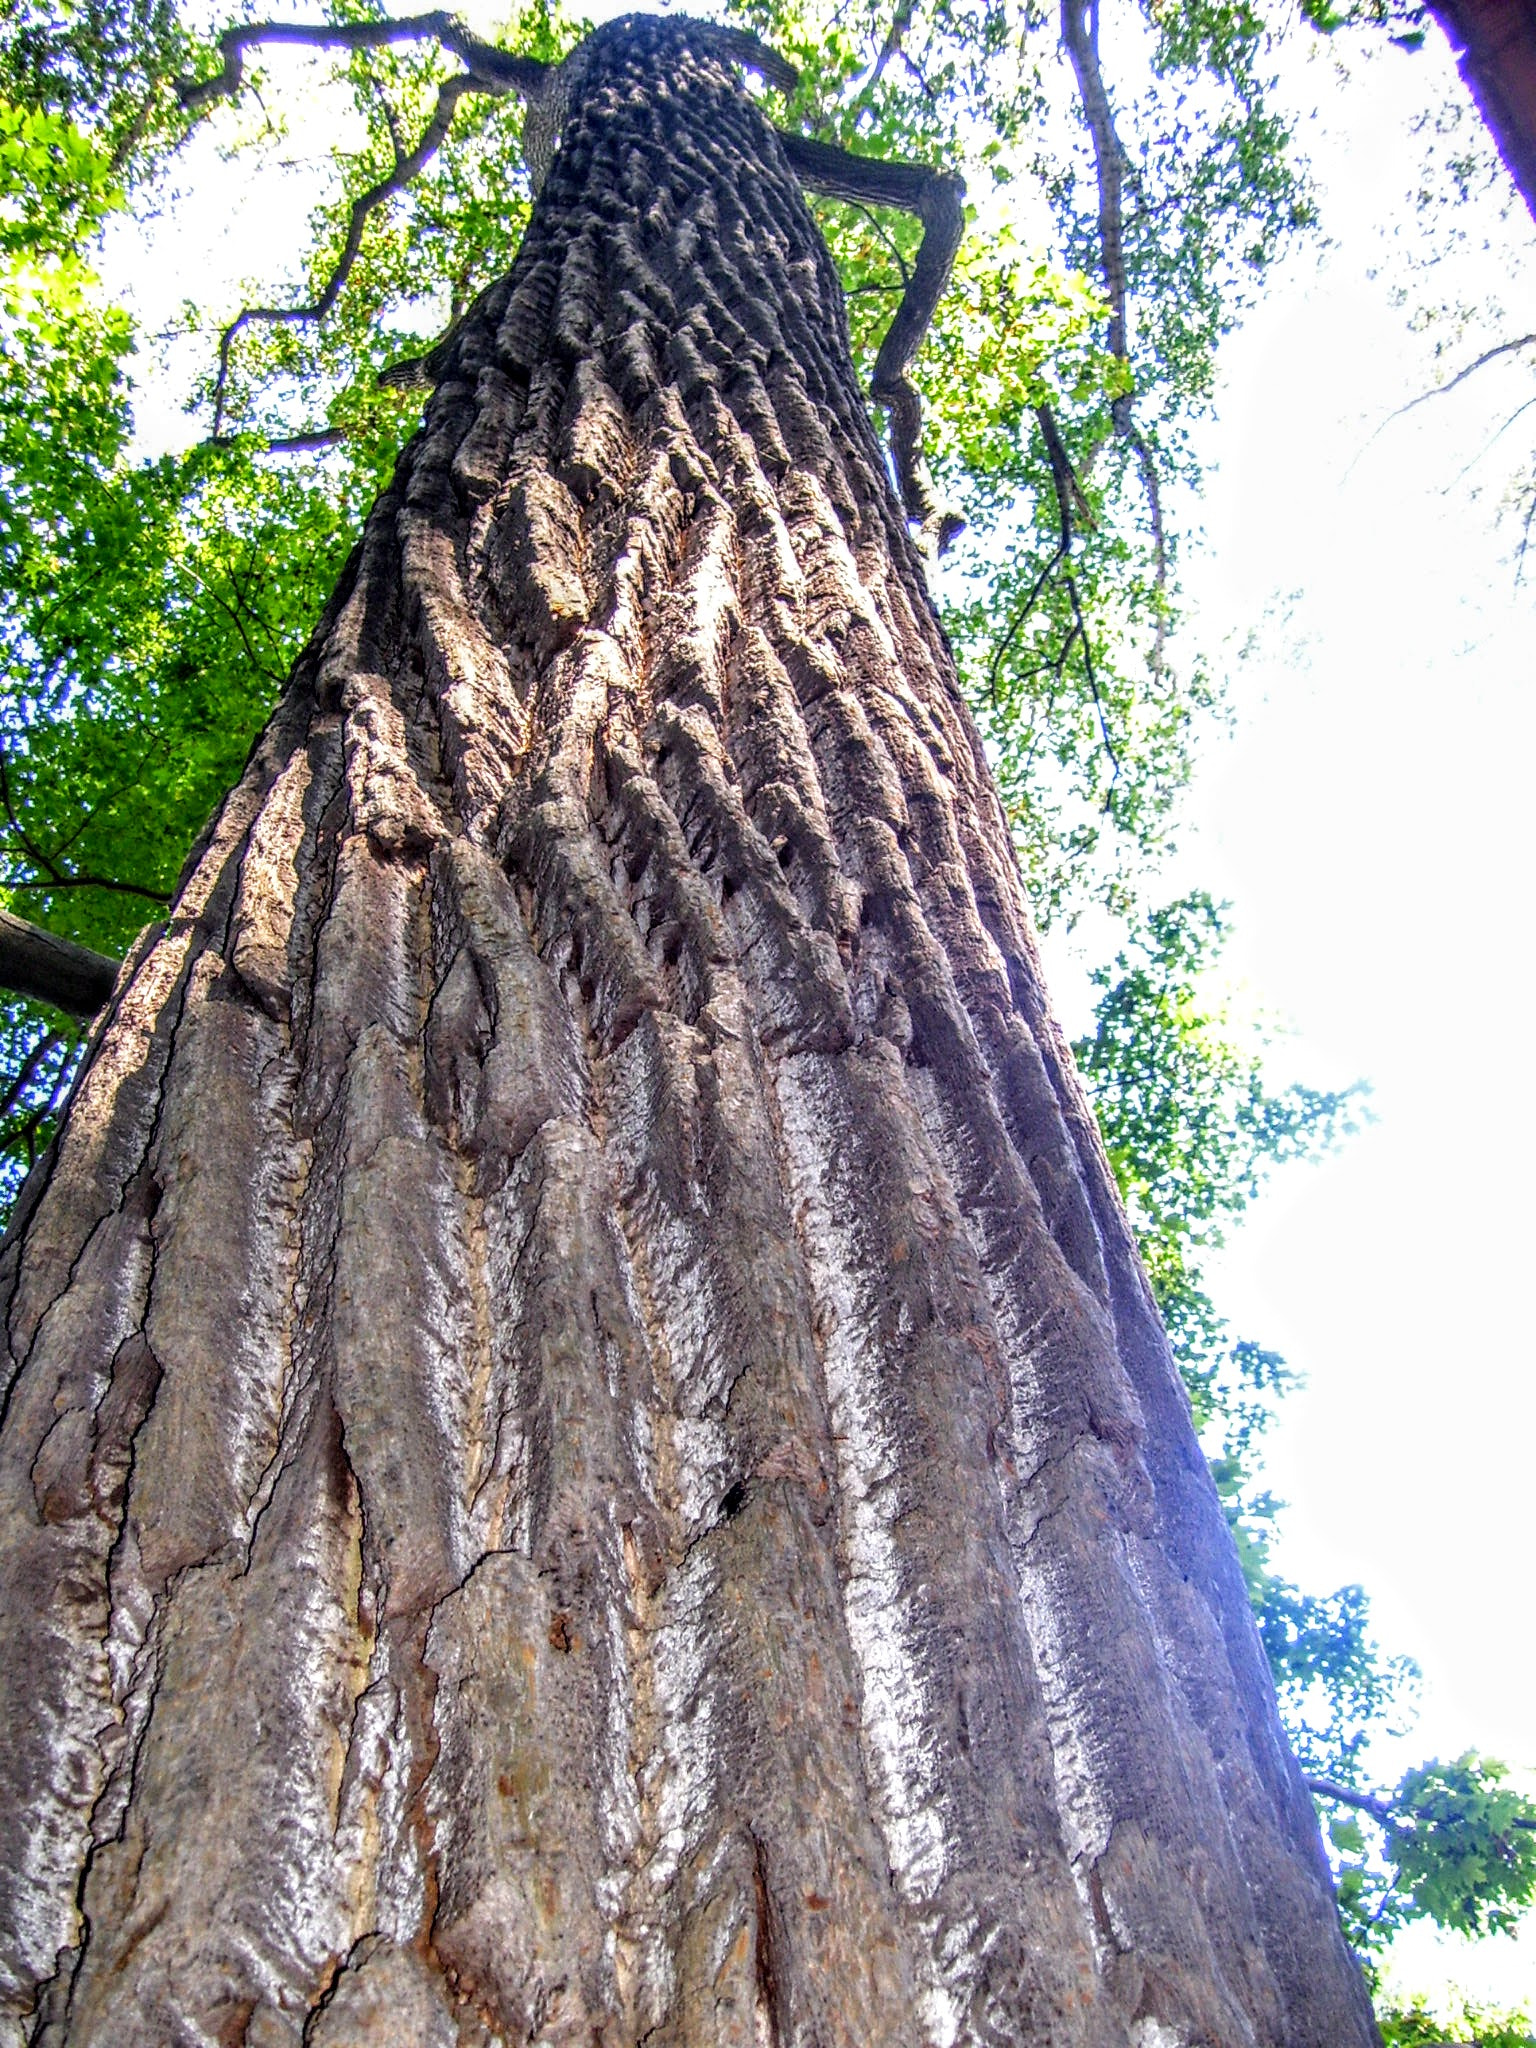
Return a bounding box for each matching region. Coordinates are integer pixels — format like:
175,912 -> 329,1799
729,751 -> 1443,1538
1442,391 -> 1536,491
848,199 -> 913,290
0,1030 -> 66,1119
1516,476 -> 1536,585
1343,333 -> 1536,484
1068,574 -> 1120,789
1125,419 -> 1167,670
208,427 -> 349,455
210,68 -> 481,434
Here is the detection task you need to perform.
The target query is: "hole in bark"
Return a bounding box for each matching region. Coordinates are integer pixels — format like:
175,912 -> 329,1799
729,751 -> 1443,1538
776,841 -> 794,869
719,1480 -> 747,1520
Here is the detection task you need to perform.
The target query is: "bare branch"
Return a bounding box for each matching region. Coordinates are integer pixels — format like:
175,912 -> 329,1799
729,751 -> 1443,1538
1060,0 -> 1129,394
984,539 -> 1068,705
1401,332 -> 1536,410
1345,334 -> 1536,482
1125,420 -> 1168,672
5,875 -> 171,906
0,750 -> 172,909
848,200 -> 913,291
0,1027 -> 67,1120
209,427 -> 349,455
0,909 -> 119,1020
1517,476 -> 1536,585
1304,1777 -> 1393,1826
1059,0 -> 1170,619
194,16 -> 798,434
175,13 -> 549,114
211,66 -> 483,434
866,0 -> 916,92
1068,573 -> 1120,789
779,131 -> 966,552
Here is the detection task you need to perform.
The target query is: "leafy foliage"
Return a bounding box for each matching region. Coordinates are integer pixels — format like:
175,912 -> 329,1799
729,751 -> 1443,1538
1389,1757 -> 1536,1940
1324,1753 -> 1536,1968
1377,1987 -> 1535,2048
0,0 -> 189,176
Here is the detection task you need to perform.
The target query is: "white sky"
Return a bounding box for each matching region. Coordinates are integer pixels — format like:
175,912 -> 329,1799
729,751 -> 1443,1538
101,6 -> 1535,2019
1159,25 -> 1536,2017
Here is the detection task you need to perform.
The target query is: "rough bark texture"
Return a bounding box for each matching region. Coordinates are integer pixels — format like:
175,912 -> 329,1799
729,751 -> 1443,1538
0,19 -> 1379,2046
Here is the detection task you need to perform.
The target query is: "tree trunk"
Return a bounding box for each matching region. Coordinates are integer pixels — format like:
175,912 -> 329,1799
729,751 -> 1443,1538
0,19 -> 1378,2046
1427,0 -> 1536,224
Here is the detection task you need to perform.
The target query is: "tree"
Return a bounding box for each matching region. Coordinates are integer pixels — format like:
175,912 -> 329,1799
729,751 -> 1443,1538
1424,0 -> 1536,222
0,12 -> 1384,2043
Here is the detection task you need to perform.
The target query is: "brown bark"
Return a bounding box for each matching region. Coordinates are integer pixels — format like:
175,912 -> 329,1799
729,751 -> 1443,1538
0,18 -> 1378,2046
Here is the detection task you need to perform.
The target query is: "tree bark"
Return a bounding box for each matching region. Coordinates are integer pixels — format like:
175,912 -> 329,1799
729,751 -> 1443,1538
0,18 -> 1378,2046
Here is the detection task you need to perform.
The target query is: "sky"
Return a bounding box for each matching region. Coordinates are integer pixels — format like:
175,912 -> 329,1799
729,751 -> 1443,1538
101,5 -> 1536,2019
1140,24 -> 1536,2015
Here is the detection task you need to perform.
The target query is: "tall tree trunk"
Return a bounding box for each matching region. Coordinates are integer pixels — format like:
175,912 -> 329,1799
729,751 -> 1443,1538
0,19 -> 1377,2046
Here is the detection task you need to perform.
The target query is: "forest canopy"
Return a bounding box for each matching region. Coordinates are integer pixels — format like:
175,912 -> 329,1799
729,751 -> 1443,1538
1,0 -> 1532,2032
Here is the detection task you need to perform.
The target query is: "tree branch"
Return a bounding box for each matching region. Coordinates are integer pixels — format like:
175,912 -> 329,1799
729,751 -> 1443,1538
1035,401 -> 1092,546
866,0 -> 917,93
0,1026 -> 66,1121
175,13 -> 549,115
1060,0 -> 1128,387
209,427 -> 349,455
0,751 -> 171,909
1346,334 -> 1536,483
1304,1777 -> 1395,1825
1059,0 -> 1168,615
0,910 -> 119,1020
779,131 -> 966,552
985,540 -> 1069,705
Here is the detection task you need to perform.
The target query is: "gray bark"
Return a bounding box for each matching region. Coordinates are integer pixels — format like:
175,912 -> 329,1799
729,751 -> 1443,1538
0,18 -> 1378,2046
